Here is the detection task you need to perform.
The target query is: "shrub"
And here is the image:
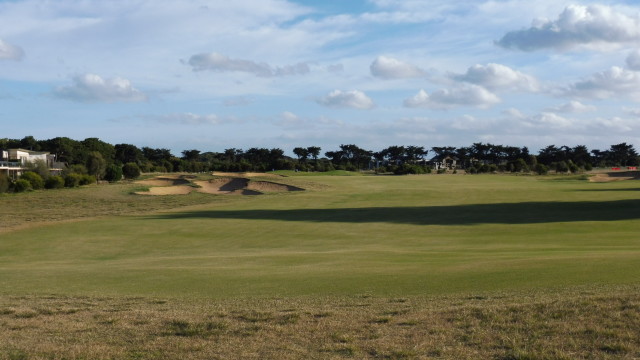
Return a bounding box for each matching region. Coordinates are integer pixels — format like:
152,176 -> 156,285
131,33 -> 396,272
104,164 -> 123,182
535,163 -> 549,175
437,168 -> 447,174
394,163 -> 427,175
584,163 -> 593,171
20,171 -> 44,190
25,159 -> 50,178
568,161 -> 580,174
79,174 -> 96,185
554,161 -> 569,173
65,164 -> 88,175
0,173 -> 9,193
64,173 -> 82,188
45,175 -> 65,189
122,162 -> 141,179
13,179 -> 32,192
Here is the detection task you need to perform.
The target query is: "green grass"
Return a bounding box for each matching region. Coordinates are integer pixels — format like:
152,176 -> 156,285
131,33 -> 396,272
1,173 -> 640,358
0,174 -> 639,298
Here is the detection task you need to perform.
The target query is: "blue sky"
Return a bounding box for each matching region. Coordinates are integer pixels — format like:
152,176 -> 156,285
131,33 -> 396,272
2,0 -> 640,155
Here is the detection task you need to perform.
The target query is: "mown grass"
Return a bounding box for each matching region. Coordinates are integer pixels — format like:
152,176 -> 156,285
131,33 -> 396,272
0,173 -> 639,358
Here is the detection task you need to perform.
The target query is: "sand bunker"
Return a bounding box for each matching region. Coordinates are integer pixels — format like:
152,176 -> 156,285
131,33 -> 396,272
136,185 -> 194,195
135,175 -> 304,196
136,176 -> 190,187
194,178 -> 250,195
589,171 -> 640,183
247,181 -> 304,192
211,171 -> 282,178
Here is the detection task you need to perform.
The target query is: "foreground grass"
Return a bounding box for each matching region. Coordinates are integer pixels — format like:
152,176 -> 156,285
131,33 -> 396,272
1,286 -> 638,360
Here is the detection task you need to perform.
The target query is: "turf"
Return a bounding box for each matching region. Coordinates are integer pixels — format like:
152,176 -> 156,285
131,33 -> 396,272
1,173 -> 640,359
0,173 -> 639,298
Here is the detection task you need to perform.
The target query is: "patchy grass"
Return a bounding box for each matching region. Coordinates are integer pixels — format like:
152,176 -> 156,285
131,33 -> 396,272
0,288 -> 638,359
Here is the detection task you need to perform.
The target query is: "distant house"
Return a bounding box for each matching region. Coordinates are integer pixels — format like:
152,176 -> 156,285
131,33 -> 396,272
0,149 -> 63,179
431,156 -> 459,171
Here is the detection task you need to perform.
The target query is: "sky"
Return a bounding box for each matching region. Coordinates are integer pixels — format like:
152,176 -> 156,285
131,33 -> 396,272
2,0 -> 640,155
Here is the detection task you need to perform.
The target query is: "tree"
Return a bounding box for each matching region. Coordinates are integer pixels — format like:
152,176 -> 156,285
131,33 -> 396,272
142,147 -> 173,162
40,137 -> 81,164
104,164 -> 123,182
82,138 -> 115,163
405,146 -> 428,163
19,136 -> 39,151
181,149 -> 201,162
307,146 -> 321,161
122,162 -> 141,179
86,151 -> 107,181
293,147 -> 309,162
114,144 -> 143,164
608,143 -> 639,166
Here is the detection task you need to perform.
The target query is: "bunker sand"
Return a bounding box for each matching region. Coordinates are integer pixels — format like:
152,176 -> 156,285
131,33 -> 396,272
135,175 -> 304,196
589,170 -> 640,182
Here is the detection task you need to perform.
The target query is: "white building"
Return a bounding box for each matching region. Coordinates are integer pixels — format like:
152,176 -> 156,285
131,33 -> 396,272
0,149 -> 63,179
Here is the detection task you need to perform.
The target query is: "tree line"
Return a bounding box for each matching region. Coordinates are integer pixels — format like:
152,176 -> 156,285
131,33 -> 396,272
1,136 -> 638,193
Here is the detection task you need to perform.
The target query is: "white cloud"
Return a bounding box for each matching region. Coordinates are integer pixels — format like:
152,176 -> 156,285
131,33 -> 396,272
54,73 -> 147,103
0,38 -> 24,61
525,112 -> 574,128
404,85 -> 500,110
497,5 -> 640,51
317,90 -> 375,109
626,49 -> 640,71
223,97 -> 254,107
370,55 -> 424,79
326,64 -> 344,73
563,66 -> 640,100
545,100 -> 596,113
280,111 -> 301,125
146,113 -> 226,125
187,52 -> 309,77
452,63 -> 538,92
624,107 -> 640,117
502,108 -> 525,119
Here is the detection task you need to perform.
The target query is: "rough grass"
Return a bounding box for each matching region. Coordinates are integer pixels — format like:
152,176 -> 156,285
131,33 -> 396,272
0,286 -> 638,359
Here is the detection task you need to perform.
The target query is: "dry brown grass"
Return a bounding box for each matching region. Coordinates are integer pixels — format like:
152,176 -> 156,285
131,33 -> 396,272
0,286 -> 638,359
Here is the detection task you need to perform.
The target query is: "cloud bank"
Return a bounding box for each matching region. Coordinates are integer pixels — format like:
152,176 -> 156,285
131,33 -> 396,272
497,5 -> 640,51
563,66 -> 640,100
